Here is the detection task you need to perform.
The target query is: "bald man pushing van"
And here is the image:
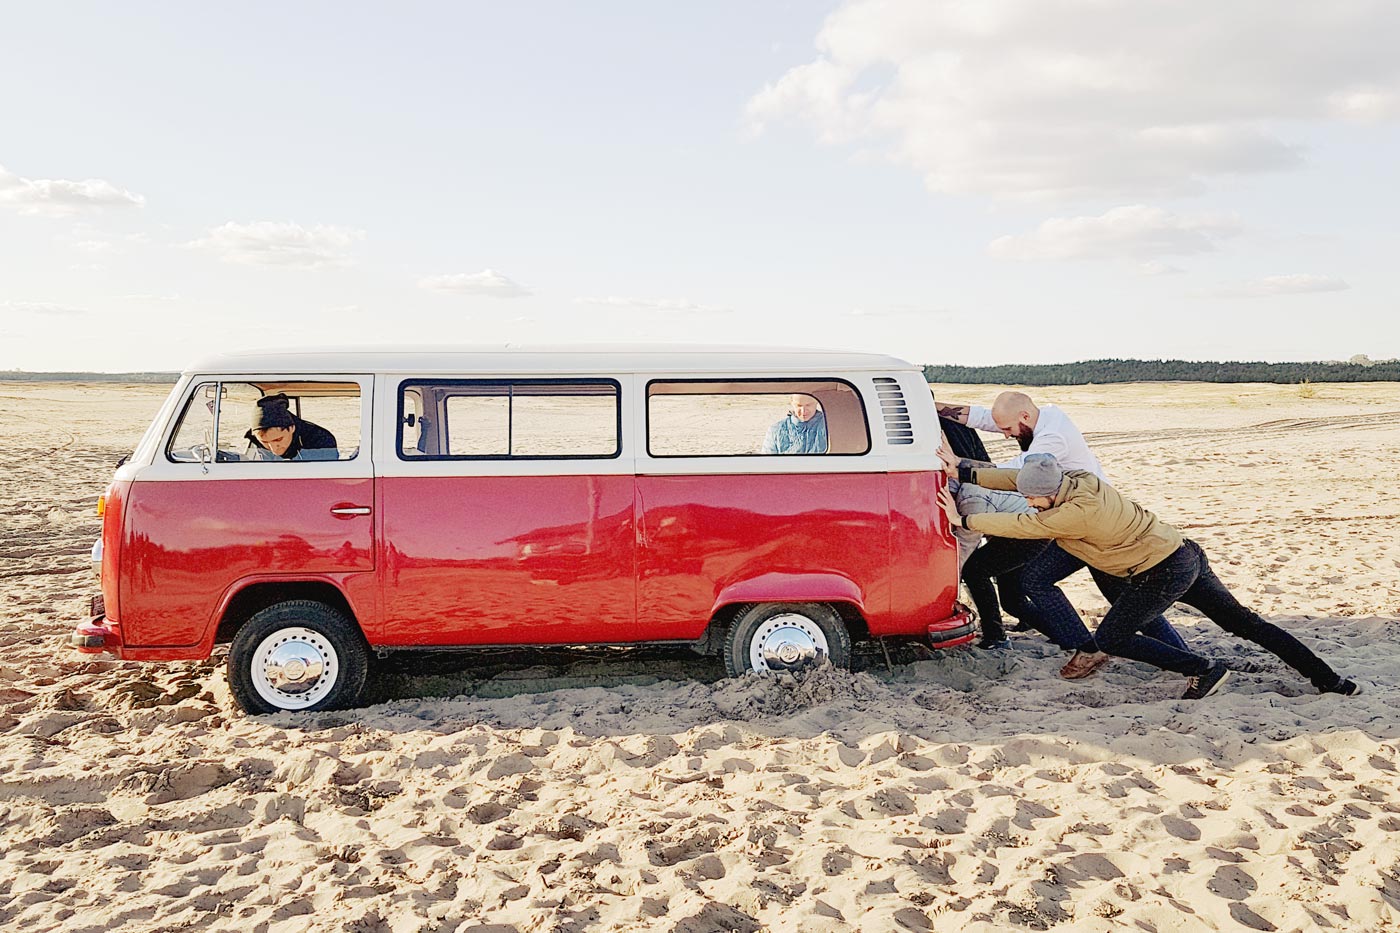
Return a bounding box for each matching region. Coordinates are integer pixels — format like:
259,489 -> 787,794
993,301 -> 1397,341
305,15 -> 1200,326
938,391 -> 1102,473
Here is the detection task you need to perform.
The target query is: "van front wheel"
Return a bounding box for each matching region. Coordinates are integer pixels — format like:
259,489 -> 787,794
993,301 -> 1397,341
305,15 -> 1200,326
228,600 -> 369,714
723,602 -> 851,677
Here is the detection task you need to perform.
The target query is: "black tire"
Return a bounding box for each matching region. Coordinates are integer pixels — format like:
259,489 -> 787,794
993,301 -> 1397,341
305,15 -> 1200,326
723,602 -> 852,677
228,600 -> 369,714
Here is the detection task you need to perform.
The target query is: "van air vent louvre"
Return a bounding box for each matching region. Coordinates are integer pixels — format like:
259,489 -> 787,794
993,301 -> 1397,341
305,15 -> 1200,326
872,377 -> 914,445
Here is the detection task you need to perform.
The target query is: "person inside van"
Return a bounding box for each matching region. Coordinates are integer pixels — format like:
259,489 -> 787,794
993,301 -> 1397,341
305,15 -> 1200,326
762,393 -> 828,454
245,394 -> 338,461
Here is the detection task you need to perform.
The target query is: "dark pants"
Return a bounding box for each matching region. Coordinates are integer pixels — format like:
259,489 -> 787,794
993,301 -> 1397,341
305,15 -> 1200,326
962,537 -> 1050,642
1092,539 -> 1343,689
1021,542 -> 1187,652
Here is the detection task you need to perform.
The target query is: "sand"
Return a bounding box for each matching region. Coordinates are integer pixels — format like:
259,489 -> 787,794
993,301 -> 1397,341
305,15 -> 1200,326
1,379 -> 1398,932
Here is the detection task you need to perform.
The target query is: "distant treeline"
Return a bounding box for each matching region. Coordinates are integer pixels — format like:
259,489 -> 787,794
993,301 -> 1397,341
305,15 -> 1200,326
923,359 -> 1400,385
3,371 -> 179,383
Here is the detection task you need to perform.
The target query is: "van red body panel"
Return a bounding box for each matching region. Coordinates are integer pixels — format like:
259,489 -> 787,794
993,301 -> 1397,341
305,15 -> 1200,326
886,470 -> 961,632
636,473 -> 894,640
119,477 -> 376,647
375,474 -> 637,645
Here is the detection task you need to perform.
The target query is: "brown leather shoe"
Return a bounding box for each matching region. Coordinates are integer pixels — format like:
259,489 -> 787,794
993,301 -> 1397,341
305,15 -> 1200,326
1060,650 -> 1112,679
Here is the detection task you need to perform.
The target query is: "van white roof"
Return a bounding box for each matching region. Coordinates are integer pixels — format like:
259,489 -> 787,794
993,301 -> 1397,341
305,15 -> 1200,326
185,345 -> 921,375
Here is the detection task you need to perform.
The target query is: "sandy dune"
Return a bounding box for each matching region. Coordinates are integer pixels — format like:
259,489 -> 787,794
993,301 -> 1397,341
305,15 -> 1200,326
1,380 -> 1398,932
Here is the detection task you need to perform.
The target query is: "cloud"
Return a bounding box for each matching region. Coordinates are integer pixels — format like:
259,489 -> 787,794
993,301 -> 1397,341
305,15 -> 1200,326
420,269 -> 532,298
186,221 -> 364,268
574,296 -> 732,314
1210,274 -> 1351,298
0,164 -> 145,216
0,300 -> 87,316
748,1 -> 1400,200
848,306 -> 950,317
1138,261 -> 1185,276
989,206 -> 1242,261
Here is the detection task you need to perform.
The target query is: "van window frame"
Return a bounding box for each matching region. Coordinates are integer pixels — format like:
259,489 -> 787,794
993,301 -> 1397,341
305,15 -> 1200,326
644,377 -> 872,459
396,377 -> 623,462
163,378 -> 365,464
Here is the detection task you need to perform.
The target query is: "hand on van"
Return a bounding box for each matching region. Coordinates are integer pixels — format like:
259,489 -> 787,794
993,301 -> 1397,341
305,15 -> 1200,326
937,435 -> 960,475
937,485 -> 962,530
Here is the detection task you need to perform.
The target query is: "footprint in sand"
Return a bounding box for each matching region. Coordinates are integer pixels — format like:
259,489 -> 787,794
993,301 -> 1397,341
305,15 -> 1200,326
1160,815 -> 1202,841
921,809 -> 968,834
821,848 -> 852,876
1229,901 -> 1279,931
850,787 -> 917,819
467,801 -> 511,824
1207,864 -> 1258,899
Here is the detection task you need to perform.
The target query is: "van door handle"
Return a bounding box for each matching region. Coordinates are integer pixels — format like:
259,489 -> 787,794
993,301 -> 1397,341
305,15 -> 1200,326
330,505 -> 372,517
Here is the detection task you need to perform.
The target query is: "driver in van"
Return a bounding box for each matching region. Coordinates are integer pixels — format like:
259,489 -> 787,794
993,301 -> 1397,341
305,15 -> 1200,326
245,394 -> 338,460
762,393 -> 829,454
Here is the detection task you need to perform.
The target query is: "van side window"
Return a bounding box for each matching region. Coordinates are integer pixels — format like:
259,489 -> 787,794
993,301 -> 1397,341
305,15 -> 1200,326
400,380 -> 620,460
167,382 -> 219,462
647,379 -> 871,457
166,381 -> 362,462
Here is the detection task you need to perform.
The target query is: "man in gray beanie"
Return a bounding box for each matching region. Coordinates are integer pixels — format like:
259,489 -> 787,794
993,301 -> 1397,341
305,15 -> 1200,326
936,453 -> 1359,701
1012,453 -> 1063,497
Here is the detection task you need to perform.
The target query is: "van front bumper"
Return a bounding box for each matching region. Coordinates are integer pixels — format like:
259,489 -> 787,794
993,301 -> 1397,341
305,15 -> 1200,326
927,607 -> 977,649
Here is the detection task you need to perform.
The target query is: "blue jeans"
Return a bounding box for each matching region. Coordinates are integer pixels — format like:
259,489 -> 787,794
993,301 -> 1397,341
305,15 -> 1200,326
1020,542 -> 1187,652
1092,540 -> 1342,688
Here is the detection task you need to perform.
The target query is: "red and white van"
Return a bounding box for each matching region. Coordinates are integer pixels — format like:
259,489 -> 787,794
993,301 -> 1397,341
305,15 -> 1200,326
72,347 -> 972,713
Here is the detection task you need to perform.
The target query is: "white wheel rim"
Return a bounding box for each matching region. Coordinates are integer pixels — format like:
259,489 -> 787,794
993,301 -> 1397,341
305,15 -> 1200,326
749,613 -> 830,673
249,626 -> 339,710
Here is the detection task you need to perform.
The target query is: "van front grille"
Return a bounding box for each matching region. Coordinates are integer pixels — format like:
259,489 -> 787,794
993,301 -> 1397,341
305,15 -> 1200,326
873,377 -> 914,445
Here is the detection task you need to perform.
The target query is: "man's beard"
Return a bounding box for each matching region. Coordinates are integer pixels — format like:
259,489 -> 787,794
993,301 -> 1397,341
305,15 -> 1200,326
1014,427 -> 1034,451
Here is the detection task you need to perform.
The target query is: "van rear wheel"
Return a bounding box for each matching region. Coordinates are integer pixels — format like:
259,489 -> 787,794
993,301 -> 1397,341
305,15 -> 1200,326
228,600 -> 368,714
723,602 -> 851,677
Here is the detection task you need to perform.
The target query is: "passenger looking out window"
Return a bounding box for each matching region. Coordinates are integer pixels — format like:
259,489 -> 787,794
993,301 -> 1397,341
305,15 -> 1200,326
762,394 -> 828,454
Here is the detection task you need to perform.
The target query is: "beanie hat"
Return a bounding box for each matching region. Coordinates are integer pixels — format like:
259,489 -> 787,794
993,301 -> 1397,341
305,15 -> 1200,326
250,394 -> 296,430
1016,453 -> 1063,497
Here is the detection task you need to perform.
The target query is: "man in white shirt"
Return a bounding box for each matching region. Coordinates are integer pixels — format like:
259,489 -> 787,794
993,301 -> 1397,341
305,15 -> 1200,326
940,391 -> 1104,476
938,391 -> 1185,678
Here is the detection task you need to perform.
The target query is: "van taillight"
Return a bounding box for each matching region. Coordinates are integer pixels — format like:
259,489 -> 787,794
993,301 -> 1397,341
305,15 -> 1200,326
96,495 -> 106,517
100,481 -> 128,624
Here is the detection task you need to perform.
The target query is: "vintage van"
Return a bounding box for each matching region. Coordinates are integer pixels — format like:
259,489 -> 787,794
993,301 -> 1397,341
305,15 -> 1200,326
72,348 -> 974,713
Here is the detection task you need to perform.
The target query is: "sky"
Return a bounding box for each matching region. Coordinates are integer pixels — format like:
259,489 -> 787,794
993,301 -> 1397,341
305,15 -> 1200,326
2,1 -> 1398,372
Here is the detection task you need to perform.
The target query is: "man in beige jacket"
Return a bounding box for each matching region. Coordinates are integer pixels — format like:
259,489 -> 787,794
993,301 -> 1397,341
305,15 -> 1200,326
937,453 -> 1359,700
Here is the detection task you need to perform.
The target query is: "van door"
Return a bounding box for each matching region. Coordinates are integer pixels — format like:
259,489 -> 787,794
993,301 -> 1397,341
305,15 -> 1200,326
121,377 -> 375,648
375,377 -> 636,646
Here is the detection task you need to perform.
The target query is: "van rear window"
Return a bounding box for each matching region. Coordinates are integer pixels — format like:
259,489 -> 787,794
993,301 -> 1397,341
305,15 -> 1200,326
647,379 -> 870,457
399,380 -> 620,460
